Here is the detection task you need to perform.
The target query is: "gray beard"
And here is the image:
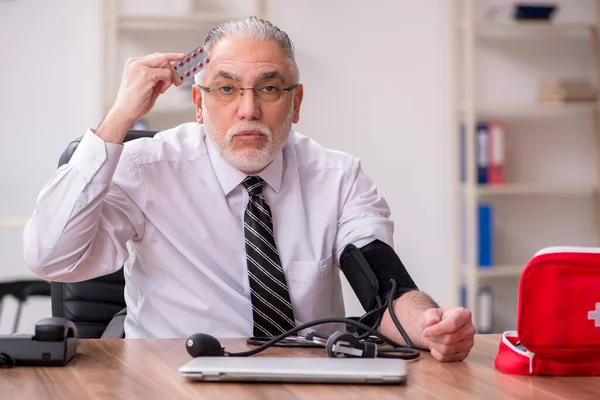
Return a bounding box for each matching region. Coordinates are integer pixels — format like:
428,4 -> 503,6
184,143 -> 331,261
203,104 -> 294,173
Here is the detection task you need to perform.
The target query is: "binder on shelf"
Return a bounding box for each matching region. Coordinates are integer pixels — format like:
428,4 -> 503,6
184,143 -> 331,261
460,121 -> 506,185
459,122 -> 466,183
478,203 -> 493,267
487,121 -> 505,184
477,123 -> 489,184
459,284 -> 494,333
477,286 -> 493,333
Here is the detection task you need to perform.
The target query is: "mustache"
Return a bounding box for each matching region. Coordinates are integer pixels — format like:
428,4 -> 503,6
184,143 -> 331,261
226,121 -> 272,141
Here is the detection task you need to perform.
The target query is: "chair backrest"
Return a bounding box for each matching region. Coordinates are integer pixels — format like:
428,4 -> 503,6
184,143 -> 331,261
51,130 -> 156,338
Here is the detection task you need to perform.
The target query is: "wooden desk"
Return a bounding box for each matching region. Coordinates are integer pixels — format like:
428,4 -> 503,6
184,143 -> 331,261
1,334 -> 599,399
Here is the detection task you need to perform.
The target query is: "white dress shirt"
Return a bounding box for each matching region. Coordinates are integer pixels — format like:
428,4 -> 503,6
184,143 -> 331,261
23,122 -> 394,338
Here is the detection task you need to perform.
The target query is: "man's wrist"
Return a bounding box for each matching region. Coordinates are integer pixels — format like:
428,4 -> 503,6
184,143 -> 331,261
95,109 -> 133,144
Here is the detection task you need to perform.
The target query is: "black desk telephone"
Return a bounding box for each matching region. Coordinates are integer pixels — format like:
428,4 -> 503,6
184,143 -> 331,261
0,317 -> 79,367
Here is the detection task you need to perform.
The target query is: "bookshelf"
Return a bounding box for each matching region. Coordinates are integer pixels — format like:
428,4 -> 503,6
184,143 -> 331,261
450,0 -> 600,333
457,21 -> 596,33
101,0 -> 274,131
118,13 -> 248,29
459,101 -> 599,115
462,182 -> 597,196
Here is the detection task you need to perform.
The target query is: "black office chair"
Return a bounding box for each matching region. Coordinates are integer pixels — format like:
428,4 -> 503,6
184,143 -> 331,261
0,280 -> 51,333
50,130 -> 156,338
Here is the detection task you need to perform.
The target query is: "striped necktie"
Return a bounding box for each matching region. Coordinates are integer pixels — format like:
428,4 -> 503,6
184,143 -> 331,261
242,175 -> 296,337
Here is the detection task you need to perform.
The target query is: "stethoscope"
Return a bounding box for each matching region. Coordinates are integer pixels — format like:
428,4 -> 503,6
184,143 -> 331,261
247,330 -> 421,360
239,280 -> 422,360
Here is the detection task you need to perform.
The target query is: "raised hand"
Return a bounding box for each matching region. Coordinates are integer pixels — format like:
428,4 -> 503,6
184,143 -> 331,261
96,52 -> 186,143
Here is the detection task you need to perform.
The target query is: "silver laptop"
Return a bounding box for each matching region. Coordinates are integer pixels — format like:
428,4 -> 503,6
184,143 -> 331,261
178,356 -> 407,384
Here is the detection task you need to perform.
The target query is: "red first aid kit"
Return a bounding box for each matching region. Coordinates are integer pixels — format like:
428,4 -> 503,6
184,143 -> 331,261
495,246 -> 600,376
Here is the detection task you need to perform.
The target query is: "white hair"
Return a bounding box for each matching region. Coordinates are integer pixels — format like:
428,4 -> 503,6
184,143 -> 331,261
194,16 -> 299,85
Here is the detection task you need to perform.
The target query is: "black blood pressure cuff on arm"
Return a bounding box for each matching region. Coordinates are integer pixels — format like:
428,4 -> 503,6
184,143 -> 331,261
339,239 -> 418,314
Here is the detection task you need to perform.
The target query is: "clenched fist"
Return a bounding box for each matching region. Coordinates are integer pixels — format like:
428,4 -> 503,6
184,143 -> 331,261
421,307 -> 476,362
96,52 -> 186,143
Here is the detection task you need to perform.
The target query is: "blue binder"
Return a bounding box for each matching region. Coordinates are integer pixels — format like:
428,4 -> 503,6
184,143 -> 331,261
478,203 -> 493,267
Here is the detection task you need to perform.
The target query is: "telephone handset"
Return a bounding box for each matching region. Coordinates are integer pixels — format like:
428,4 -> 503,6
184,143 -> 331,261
0,317 -> 79,367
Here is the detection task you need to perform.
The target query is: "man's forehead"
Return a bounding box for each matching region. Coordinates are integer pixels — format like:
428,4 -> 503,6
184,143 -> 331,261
207,36 -> 289,70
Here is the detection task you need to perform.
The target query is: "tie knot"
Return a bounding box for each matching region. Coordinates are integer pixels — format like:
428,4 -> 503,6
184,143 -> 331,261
242,175 -> 264,197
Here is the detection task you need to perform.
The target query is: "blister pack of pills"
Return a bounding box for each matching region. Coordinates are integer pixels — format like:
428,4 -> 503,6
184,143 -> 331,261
172,46 -> 210,81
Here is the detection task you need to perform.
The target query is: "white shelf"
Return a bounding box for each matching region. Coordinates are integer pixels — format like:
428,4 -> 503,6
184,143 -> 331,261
457,21 -> 596,33
459,101 -> 599,116
0,217 -> 29,229
460,183 -> 597,196
103,93 -> 196,115
118,13 -> 244,30
150,100 -> 196,114
468,265 -> 525,278
536,100 -> 599,108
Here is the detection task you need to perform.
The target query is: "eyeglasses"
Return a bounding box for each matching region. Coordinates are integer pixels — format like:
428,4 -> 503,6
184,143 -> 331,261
197,83 -> 299,103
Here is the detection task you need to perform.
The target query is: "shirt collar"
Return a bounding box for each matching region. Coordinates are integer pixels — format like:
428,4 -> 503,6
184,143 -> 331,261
205,133 -> 283,196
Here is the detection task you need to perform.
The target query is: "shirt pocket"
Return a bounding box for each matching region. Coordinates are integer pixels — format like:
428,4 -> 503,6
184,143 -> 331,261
285,254 -> 334,326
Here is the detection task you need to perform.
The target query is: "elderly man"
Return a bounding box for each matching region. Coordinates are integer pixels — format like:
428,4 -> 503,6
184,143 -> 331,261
23,17 -> 475,361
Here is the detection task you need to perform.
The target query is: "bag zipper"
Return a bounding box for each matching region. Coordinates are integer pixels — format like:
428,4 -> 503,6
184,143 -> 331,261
502,331 -> 536,374
528,352 -> 534,374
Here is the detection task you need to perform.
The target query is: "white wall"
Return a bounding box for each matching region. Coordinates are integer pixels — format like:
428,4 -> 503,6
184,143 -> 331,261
273,1 -> 454,314
0,0 -> 103,333
0,0 -> 454,333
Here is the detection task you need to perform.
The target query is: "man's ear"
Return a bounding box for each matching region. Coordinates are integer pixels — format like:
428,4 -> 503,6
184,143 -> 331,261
292,84 -> 304,124
192,85 -> 204,123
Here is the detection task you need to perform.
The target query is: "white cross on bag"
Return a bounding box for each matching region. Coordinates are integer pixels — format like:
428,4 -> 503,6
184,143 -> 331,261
588,303 -> 600,327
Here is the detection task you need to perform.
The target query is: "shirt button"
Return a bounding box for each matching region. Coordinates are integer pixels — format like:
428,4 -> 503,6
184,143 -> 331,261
96,158 -> 102,166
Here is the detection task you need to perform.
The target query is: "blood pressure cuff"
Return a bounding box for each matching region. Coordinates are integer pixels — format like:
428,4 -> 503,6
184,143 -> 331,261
495,247 -> 600,376
339,239 -> 418,314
